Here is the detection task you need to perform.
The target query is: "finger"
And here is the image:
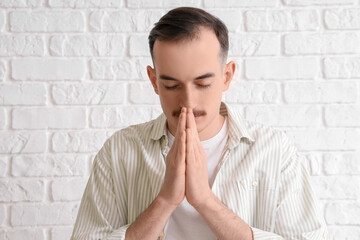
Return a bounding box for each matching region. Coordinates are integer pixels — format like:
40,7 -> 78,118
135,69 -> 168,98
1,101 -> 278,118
186,108 -> 195,130
186,128 -> 195,165
175,108 -> 186,160
195,136 -> 205,162
187,108 -> 200,141
173,107 -> 186,148
179,107 -> 186,133
177,128 -> 186,162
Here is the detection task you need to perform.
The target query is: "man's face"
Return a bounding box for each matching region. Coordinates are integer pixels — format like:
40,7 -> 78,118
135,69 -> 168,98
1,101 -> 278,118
147,27 -> 235,140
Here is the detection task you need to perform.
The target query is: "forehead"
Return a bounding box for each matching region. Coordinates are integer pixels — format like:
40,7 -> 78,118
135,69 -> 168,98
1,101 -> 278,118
152,28 -> 222,76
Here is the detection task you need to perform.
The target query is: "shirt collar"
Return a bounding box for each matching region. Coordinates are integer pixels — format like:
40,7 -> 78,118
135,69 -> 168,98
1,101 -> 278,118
149,102 -> 255,149
220,102 -> 255,149
149,113 -> 167,141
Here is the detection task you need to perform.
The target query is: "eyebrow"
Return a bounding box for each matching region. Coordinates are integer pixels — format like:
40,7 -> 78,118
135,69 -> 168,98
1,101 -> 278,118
159,73 -> 215,81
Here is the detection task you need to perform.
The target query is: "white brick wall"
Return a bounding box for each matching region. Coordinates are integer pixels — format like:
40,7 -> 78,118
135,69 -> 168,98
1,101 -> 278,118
0,1 -> 359,239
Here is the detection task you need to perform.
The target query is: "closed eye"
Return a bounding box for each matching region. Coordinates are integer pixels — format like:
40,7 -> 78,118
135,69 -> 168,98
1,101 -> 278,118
198,84 -> 211,89
164,85 -> 179,90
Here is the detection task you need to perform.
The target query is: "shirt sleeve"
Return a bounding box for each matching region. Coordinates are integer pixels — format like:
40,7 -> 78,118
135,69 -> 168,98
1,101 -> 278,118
251,133 -> 328,240
71,137 -> 130,240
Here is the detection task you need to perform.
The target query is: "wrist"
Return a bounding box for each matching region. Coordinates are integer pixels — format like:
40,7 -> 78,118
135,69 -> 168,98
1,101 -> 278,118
193,191 -> 217,212
155,195 -> 179,213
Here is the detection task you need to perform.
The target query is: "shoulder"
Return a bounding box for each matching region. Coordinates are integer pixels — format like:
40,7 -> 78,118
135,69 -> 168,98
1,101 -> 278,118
247,120 -> 288,142
93,116 -> 163,166
234,112 -> 296,155
104,115 -> 165,150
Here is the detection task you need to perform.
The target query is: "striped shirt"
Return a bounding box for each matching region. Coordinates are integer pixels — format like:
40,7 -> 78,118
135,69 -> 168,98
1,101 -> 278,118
71,102 -> 327,240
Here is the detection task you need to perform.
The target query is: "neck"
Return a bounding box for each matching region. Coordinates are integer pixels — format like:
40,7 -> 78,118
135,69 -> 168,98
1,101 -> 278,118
198,114 -> 225,141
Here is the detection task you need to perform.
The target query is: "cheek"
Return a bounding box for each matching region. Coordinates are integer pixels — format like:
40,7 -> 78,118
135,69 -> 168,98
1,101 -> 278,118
158,92 -> 178,109
204,87 -> 223,101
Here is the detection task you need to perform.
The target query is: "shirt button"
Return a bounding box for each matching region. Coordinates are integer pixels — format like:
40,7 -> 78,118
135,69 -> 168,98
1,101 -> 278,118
323,232 -> 327,239
252,181 -> 258,187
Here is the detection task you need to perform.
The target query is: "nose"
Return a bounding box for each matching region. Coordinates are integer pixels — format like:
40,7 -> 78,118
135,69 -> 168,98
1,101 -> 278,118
180,86 -> 195,109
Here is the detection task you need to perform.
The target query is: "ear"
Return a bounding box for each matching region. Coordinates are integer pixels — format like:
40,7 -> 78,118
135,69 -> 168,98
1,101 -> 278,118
222,61 -> 236,92
147,65 -> 159,95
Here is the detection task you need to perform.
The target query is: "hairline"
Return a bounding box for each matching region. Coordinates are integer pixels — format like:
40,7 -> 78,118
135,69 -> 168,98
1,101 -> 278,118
150,26 -> 228,69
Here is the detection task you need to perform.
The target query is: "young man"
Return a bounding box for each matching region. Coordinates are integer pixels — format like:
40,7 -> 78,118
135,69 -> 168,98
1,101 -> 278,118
72,7 -> 327,240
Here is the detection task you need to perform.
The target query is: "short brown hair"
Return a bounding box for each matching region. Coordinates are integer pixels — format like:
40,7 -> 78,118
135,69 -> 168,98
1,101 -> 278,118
148,7 -> 229,64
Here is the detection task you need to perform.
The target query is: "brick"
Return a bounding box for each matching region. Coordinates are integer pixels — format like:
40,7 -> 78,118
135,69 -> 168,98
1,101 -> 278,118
12,59 -> 86,81
0,132 -> 46,154
153,107 -> 165,119
224,82 -> 280,103
134,9 -> 165,32
0,108 -> 5,129
245,10 -> 319,31
50,35 -> 125,57
128,0 -> 201,8
52,83 -> 125,105
51,227 -> 73,240
323,57 -> 360,79
2,229 -> 45,240
0,35 -> 45,56
0,179 -> 44,202
283,0 -> 355,5
164,0 -> 201,7
303,153 -> 322,176
0,10 -> 5,32
0,157 -> 6,177
90,106 -> 161,128
11,154 -> 87,177
323,153 -> 360,175
312,176 -> 360,200
284,33 -> 360,55
325,202 -> 360,225
229,34 -> 280,56
127,0 -> 162,8
284,81 -> 357,103
51,179 -> 87,201
245,105 -> 321,127
11,203 -> 79,226
90,58 -> 149,80
129,34 -> 150,57
245,58 -> 319,80
204,0 -> 277,7
0,204 -> 5,225
0,0 -> 44,7
49,0 -> 122,8
327,226 -> 360,240
285,129 -> 360,151
129,83 -> 159,104
10,11 -> 85,32
325,105 -> 360,127
325,9 -> 360,30
0,60 -> 6,81
12,108 -> 86,129
52,131 -> 108,153
209,10 -> 243,32
0,83 -> 47,105
90,11 -> 135,32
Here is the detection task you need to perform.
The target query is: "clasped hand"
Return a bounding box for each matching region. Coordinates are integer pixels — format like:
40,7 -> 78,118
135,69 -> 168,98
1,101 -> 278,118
158,107 -> 213,209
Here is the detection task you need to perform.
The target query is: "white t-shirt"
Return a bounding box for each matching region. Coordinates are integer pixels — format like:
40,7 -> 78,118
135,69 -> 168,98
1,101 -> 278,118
164,117 -> 228,240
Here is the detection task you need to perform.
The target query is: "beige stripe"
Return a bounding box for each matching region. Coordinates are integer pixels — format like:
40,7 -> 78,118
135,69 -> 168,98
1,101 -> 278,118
71,103 -> 327,240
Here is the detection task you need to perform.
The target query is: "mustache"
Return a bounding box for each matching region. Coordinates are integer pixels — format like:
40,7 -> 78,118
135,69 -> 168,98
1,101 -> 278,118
172,108 -> 206,118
